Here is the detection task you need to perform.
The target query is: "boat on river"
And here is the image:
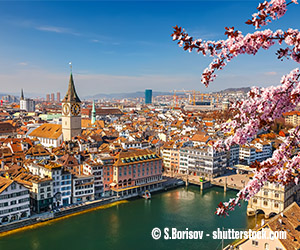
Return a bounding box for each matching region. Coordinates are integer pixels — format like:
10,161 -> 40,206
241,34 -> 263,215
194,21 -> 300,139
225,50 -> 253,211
142,190 -> 151,199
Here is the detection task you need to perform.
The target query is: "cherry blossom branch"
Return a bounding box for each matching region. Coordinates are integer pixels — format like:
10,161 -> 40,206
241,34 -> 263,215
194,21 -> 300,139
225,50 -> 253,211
216,126 -> 300,216
172,27 -> 300,87
212,68 -> 300,151
172,0 -> 300,216
246,0 -> 298,29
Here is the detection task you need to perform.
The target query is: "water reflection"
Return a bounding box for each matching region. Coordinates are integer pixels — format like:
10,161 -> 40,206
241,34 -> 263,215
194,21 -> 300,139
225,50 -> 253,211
31,238 -> 40,250
108,213 -> 120,240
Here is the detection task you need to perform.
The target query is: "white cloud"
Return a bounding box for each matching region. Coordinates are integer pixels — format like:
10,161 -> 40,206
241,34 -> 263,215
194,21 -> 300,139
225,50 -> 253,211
18,62 -> 28,66
35,26 -> 80,36
264,71 -> 277,76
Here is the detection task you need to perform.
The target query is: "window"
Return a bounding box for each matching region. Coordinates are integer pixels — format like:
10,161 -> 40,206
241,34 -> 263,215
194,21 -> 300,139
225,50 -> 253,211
264,243 -> 269,250
253,198 -> 257,204
274,202 -> 279,208
263,200 -> 268,206
252,240 -> 258,247
11,183 -> 16,190
275,193 -> 279,198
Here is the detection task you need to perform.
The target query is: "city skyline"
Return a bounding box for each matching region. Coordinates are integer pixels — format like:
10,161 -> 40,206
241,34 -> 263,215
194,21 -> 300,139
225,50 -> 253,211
0,1 -> 299,96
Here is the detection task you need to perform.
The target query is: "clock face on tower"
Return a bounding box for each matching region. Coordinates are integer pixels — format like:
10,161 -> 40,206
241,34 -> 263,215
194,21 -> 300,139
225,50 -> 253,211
62,103 -> 70,116
71,103 -> 81,116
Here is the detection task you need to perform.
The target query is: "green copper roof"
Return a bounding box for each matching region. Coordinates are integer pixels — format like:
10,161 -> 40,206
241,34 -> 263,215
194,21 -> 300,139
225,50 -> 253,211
63,73 -> 81,103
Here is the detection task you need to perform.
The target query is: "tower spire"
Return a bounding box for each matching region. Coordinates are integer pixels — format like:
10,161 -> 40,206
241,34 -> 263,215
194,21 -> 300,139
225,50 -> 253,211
63,63 -> 81,103
91,100 -> 96,124
20,89 -> 24,100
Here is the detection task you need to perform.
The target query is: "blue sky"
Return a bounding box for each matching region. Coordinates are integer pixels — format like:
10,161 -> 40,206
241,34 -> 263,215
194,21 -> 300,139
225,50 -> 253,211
0,1 -> 299,98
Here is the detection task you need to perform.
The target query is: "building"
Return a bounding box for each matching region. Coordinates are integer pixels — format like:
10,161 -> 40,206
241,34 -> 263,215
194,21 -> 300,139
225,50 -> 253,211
247,180 -> 300,218
110,149 -> 164,197
20,89 -> 35,112
2,95 -> 18,103
161,145 -> 180,177
0,176 -> 30,224
25,161 -> 72,207
100,156 -> 114,197
13,172 -> 53,214
51,93 -> 55,102
82,159 -> 103,198
81,107 -> 123,120
283,111 -> 300,127
179,145 -> 228,178
191,132 -> 210,146
24,144 -> 51,160
184,102 -> 215,111
145,89 -> 152,104
239,139 -> 272,165
230,202 -> 300,250
0,122 -> 16,138
71,167 -> 95,204
57,92 -> 61,102
229,144 -> 240,167
28,123 -> 63,148
62,73 -> 82,141
121,141 -> 150,150
46,94 -> 50,102
222,99 -> 230,110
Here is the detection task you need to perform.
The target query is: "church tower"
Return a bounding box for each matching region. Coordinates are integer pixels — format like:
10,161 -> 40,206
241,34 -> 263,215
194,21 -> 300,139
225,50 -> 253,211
91,100 -> 96,125
62,73 -> 81,141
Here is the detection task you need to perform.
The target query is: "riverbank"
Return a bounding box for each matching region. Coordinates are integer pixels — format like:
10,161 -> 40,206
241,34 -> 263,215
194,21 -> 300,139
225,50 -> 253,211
0,199 -> 128,237
0,196 -> 130,237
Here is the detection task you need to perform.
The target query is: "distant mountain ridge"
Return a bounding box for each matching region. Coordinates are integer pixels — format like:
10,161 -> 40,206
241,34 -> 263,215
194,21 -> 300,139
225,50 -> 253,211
85,91 -> 172,99
86,87 -> 252,100
216,87 -> 251,93
0,87 -> 252,101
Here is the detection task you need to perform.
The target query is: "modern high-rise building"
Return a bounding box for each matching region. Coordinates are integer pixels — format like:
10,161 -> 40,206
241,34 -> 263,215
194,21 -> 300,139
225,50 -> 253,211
145,89 -> 152,104
57,92 -> 61,102
51,93 -> 55,102
62,73 -> 82,141
46,94 -> 50,102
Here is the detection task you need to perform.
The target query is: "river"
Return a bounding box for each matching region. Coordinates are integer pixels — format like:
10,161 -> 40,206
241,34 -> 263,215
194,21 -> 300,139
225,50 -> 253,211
0,186 -> 254,250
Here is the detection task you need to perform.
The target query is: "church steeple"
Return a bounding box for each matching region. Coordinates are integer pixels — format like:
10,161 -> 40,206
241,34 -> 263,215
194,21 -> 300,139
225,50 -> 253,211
20,89 -> 24,100
62,66 -> 82,142
91,100 -> 96,124
63,73 -> 81,103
